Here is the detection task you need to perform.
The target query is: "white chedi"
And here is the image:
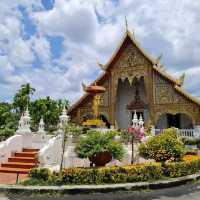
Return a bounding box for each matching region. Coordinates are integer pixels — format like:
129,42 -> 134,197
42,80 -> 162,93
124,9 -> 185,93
16,107 -> 31,135
59,106 -> 70,127
37,118 -> 46,140
57,106 -> 70,135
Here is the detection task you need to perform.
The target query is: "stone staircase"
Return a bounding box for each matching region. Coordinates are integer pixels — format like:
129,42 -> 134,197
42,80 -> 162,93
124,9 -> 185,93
0,148 -> 39,174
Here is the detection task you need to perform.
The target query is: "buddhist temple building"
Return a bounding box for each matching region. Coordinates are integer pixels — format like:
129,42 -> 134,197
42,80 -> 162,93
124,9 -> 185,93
68,26 -> 200,131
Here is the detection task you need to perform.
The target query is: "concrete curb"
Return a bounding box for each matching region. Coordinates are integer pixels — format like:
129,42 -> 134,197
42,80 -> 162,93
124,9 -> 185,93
0,173 -> 200,194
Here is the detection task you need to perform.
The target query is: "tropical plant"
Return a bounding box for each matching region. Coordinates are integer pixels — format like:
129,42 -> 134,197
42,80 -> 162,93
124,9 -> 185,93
139,128 -> 185,163
75,130 -> 125,166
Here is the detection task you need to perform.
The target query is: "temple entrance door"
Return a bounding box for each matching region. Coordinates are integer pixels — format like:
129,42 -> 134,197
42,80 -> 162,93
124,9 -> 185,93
156,113 -> 193,129
167,114 -> 180,128
115,77 -> 148,129
99,114 -> 111,129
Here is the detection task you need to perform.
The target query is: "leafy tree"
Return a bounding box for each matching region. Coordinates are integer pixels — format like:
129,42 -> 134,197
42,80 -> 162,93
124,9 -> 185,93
13,83 -> 36,114
30,97 -> 69,133
0,83 -> 70,140
0,103 -> 18,141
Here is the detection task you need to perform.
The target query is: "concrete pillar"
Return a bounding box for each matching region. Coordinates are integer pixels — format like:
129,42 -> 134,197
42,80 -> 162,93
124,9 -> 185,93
151,125 -> 156,136
194,125 -> 200,138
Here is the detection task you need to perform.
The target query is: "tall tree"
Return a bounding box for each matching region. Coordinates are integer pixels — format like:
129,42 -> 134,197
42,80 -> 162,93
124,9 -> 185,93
13,83 -> 36,114
30,97 -> 69,133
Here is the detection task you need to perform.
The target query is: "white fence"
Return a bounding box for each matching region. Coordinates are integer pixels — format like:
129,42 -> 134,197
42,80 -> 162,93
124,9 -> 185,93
154,128 -> 199,139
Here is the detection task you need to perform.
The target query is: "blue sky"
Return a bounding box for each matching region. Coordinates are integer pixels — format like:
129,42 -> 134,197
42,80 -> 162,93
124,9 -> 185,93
0,0 -> 200,104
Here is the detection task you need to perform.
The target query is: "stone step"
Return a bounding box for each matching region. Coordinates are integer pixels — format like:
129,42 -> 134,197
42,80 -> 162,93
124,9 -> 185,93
23,148 -> 40,152
8,157 -> 36,163
1,162 -> 36,169
15,152 -> 37,158
0,167 -> 30,174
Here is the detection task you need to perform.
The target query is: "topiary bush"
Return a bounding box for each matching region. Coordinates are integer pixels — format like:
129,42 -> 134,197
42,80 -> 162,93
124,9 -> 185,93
29,168 -> 51,181
75,130 -> 125,165
139,128 -> 185,163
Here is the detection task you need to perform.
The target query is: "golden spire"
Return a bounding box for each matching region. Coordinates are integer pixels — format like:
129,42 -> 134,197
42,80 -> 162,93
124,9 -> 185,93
125,16 -> 128,32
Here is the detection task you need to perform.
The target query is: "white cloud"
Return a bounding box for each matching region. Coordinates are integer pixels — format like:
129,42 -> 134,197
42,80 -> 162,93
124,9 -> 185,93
0,0 -> 200,103
34,0 -> 97,43
31,36 -> 51,63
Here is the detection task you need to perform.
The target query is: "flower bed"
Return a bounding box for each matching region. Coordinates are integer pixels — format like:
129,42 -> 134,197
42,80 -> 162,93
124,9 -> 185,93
164,155 -> 200,178
22,155 -> 200,186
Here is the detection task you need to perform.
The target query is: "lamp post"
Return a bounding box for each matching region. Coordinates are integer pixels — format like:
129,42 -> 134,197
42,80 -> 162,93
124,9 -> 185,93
59,105 -> 70,172
128,111 -> 145,164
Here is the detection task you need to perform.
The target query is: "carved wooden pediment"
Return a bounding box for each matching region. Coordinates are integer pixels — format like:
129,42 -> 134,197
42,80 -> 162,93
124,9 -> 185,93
126,99 -> 147,110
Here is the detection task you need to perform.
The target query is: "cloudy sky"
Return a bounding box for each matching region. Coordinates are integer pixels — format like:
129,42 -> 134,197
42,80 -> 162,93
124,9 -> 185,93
0,0 -> 200,104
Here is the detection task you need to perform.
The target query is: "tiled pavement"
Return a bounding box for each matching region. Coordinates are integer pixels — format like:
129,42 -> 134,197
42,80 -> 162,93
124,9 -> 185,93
0,173 -> 27,184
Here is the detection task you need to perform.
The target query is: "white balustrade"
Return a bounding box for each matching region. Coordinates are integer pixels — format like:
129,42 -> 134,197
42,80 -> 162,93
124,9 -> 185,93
154,128 -> 200,139
0,135 -> 23,163
38,134 -> 62,167
178,129 -> 195,138
38,105 -> 70,168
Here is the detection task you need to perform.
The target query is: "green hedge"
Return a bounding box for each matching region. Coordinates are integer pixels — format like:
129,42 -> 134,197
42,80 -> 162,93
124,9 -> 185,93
23,158 -> 200,185
182,138 -> 200,148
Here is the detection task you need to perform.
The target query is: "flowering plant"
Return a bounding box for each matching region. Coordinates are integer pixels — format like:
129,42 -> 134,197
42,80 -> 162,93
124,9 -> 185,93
128,126 -> 145,141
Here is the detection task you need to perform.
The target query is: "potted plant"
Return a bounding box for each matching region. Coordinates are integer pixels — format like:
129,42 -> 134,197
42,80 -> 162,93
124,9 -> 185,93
75,130 -> 124,166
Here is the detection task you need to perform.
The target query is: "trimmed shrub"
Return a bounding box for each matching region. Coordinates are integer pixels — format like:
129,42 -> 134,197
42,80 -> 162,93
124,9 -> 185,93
182,138 -> 200,149
29,168 -> 51,181
27,163 -> 163,185
24,156 -> 200,185
139,128 -> 185,162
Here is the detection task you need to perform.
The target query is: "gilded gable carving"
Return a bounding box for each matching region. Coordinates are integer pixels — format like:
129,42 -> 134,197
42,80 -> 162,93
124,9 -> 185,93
154,73 -> 188,104
115,43 -> 150,69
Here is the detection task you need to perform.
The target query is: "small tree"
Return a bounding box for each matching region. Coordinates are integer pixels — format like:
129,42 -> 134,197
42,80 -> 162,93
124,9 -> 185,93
75,130 -> 124,166
139,128 -> 185,163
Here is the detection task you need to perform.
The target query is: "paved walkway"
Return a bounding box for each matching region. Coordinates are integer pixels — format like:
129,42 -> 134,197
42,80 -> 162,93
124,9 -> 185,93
0,173 -> 27,184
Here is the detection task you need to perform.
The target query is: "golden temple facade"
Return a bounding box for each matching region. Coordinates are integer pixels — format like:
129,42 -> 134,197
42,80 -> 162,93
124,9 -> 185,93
68,29 -> 200,130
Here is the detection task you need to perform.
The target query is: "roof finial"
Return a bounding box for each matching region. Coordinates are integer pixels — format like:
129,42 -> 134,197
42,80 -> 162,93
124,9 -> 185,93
125,16 -> 128,32
97,61 -> 106,71
156,53 -> 163,64
178,72 -> 185,86
81,82 -> 87,92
